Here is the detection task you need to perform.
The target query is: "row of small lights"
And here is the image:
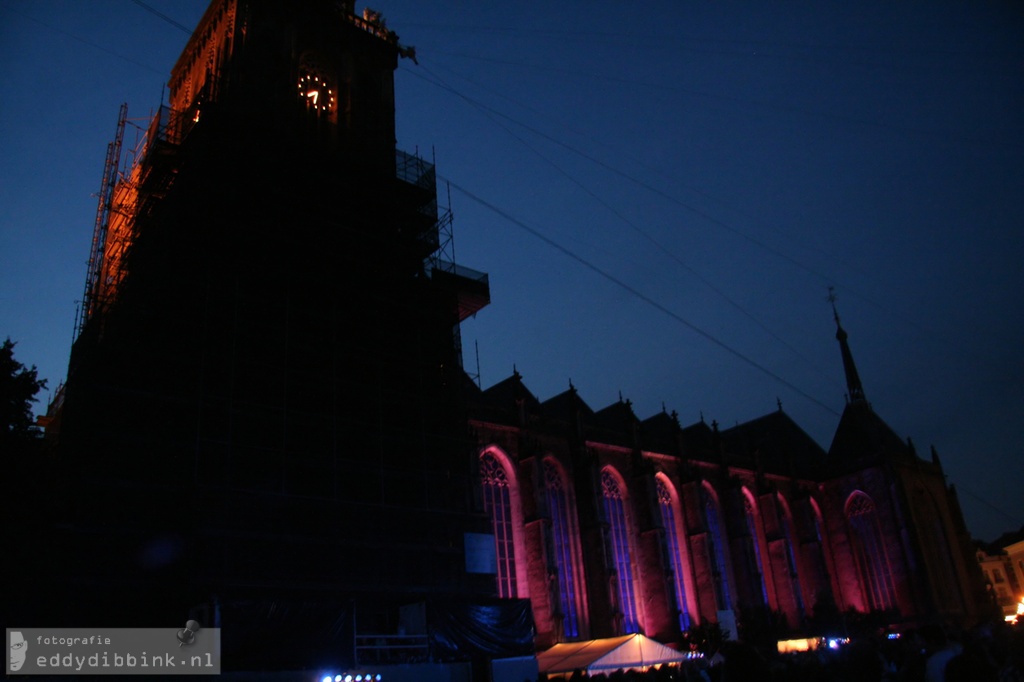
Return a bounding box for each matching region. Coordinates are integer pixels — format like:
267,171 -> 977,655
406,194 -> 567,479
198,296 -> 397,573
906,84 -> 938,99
321,675 -> 382,682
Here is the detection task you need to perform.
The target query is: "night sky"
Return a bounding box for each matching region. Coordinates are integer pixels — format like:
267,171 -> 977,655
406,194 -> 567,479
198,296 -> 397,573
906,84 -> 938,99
1,1 -> 1021,542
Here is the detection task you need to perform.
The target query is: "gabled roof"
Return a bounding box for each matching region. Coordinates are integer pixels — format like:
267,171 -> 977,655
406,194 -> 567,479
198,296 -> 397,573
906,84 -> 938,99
640,410 -> 682,454
827,401 -> 910,470
537,634 -> 685,675
480,371 -> 541,411
589,399 -> 639,448
593,399 -> 638,429
679,420 -> 718,463
539,386 -> 594,422
721,409 -> 826,477
468,371 -> 541,426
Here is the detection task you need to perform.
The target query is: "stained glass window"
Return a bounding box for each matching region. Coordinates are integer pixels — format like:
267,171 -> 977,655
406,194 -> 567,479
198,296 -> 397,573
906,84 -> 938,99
743,493 -> 768,605
810,501 -> 834,605
602,469 -> 639,633
846,492 -> 896,611
480,451 -> 517,598
702,485 -> 731,611
544,459 -> 580,638
777,495 -> 805,615
657,477 -> 691,630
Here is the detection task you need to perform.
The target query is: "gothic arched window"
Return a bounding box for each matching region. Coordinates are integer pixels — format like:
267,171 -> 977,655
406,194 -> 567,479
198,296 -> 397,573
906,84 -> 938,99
742,491 -> 768,606
702,484 -> 732,611
846,492 -> 896,611
602,468 -> 639,633
657,476 -> 692,630
809,497 -> 834,607
480,450 -> 517,598
777,494 -> 805,615
544,459 -> 581,638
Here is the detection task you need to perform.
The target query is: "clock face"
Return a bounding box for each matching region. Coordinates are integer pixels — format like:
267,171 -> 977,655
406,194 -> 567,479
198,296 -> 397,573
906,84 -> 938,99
297,72 -> 335,114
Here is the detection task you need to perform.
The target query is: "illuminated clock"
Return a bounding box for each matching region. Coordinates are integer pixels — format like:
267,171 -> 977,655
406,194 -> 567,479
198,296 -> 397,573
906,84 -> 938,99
297,72 -> 335,114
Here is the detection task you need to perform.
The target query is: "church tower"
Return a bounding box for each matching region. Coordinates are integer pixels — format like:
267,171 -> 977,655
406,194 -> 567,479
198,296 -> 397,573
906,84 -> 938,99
820,299 -> 984,627
52,0 -> 493,659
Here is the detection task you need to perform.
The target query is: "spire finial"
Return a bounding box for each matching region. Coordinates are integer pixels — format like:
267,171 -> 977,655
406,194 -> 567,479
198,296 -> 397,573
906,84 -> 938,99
828,287 -> 867,404
776,397 -> 783,412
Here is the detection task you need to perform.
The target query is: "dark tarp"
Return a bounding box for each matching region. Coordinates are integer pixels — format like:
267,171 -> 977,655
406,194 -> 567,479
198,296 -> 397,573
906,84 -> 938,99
428,598 -> 535,661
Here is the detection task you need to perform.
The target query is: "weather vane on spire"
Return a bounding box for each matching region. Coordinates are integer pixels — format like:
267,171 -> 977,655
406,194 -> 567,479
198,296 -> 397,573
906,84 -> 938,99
827,286 -> 840,323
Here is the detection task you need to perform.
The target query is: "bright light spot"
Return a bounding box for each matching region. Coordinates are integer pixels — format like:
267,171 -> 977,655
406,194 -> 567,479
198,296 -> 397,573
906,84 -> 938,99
322,677 -> 332,682
335,676 -> 343,682
825,637 -> 849,650
777,638 -> 823,654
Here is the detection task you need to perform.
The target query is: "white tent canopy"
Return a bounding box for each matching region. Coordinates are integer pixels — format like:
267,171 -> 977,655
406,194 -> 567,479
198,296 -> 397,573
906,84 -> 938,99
537,634 -> 686,677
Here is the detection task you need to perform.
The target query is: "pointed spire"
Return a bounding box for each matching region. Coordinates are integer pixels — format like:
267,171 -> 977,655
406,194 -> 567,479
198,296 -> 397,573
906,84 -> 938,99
828,287 -> 866,404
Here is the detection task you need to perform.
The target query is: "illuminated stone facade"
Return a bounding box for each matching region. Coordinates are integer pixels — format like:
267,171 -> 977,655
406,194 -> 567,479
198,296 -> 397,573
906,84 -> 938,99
466,320 -> 987,648
976,529 -> 1024,620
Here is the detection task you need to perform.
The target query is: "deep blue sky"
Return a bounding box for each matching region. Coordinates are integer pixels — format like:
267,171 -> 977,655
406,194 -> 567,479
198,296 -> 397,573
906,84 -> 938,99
1,1 -> 1021,542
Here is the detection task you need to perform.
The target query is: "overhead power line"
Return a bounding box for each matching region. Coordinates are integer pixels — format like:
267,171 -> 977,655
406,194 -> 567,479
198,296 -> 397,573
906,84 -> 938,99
417,64 -> 842,390
401,60 -> 987,364
129,0 -> 194,36
443,176 -> 841,419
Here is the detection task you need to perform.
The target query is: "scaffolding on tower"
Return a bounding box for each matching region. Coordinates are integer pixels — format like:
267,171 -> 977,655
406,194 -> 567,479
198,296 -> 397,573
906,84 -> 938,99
76,103 -> 127,340
75,103 -> 193,341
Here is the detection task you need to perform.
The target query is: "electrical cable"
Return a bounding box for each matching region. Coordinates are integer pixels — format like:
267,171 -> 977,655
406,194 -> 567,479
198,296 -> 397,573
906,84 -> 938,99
442,175 -> 841,418
418,64 -> 842,389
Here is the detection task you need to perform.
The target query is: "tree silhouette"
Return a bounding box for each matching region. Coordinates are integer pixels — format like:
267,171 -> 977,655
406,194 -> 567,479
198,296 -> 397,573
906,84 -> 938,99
1,337 -> 47,441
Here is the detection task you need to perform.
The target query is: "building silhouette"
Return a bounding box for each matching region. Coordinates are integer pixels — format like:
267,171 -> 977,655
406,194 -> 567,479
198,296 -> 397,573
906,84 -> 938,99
29,0 -> 988,675
41,0 -> 506,672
